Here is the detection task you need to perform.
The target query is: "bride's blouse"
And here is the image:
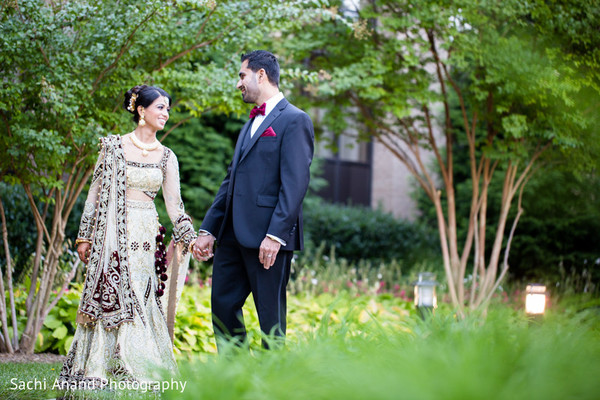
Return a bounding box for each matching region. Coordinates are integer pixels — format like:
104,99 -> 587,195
77,134 -> 195,251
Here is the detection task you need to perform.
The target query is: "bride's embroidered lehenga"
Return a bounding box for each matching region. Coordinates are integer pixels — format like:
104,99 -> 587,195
57,134 -> 196,390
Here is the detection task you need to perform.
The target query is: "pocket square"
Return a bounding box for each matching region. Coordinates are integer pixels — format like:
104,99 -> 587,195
260,127 -> 277,137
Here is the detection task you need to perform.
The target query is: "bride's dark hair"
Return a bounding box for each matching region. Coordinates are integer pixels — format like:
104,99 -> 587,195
123,85 -> 172,123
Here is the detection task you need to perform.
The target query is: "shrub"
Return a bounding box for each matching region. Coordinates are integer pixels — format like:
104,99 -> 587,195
289,243 -> 417,300
303,201 -> 439,265
36,284 -> 81,355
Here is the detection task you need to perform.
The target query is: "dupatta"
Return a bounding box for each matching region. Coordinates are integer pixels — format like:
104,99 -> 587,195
77,135 -> 139,329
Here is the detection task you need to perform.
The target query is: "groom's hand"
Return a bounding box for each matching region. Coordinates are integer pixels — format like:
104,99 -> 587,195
192,234 -> 215,262
259,236 -> 281,269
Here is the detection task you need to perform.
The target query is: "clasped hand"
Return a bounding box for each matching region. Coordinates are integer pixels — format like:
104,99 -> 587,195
191,235 -> 280,269
192,235 -> 215,262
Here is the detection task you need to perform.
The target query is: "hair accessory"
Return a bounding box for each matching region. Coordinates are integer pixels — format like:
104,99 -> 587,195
127,93 -> 138,112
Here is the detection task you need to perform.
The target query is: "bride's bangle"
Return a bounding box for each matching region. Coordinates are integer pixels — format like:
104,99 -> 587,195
75,238 -> 92,247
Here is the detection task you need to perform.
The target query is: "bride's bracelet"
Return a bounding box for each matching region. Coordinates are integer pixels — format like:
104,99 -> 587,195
75,238 -> 92,247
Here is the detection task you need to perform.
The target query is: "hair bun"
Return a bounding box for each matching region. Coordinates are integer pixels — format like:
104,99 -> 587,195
131,85 -> 148,95
123,85 -> 148,114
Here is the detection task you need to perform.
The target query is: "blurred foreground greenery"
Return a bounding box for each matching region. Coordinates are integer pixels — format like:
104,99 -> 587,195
167,308 -> 600,400
2,286 -> 599,400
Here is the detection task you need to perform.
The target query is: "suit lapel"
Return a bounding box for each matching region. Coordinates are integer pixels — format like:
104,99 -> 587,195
233,120 -> 252,168
239,98 -> 289,162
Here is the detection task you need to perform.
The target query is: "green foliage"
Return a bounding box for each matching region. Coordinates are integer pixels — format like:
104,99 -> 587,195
289,238 -> 444,300
0,183 -> 36,275
173,286 -> 410,358
0,0 -> 331,185
285,0 -> 600,168
36,285 -> 81,355
0,282 -> 79,355
171,285 -> 216,355
303,201 -> 439,264
13,280 -> 419,357
289,243 -> 407,297
168,308 -> 600,400
3,290 -> 600,400
509,170 -> 600,282
153,113 -> 241,234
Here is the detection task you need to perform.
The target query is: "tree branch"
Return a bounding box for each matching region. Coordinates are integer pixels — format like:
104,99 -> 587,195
43,258 -> 80,325
156,9 -> 252,72
90,8 -> 160,94
422,105 -> 449,185
195,2 -> 218,41
22,184 -> 52,246
160,115 -> 195,142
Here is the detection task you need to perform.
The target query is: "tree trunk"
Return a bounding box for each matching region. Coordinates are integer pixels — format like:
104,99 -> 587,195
0,197 -> 15,353
16,166 -> 91,354
0,196 -> 19,352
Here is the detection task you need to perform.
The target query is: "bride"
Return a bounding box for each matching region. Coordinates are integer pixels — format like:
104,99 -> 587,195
57,85 -> 196,391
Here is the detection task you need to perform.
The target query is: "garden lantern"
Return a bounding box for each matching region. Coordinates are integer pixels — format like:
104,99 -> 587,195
414,272 -> 438,314
525,284 -> 547,315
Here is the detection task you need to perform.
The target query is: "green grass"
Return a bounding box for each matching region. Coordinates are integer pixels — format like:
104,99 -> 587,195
0,362 -> 62,399
166,308 -> 600,400
1,295 -> 599,400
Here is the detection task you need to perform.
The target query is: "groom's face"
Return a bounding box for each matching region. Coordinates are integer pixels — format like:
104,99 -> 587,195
237,60 -> 260,104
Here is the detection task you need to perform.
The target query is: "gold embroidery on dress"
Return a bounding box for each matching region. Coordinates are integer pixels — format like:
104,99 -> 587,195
60,136 -> 180,389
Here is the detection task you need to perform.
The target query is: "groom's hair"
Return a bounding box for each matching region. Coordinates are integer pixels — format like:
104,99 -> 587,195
241,50 -> 280,88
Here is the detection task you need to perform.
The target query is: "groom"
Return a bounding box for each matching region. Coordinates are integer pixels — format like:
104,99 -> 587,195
192,50 -> 314,349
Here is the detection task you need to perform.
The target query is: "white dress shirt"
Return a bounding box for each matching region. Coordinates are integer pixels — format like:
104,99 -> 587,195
250,91 -> 284,138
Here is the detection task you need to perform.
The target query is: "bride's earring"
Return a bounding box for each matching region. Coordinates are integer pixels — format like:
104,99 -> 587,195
138,109 -> 146,127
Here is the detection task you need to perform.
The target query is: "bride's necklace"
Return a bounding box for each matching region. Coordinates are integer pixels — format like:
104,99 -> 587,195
130,132 -> 160,156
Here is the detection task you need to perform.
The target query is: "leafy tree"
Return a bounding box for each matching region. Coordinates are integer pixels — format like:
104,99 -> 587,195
414,104 -> 600,286
0,0 -> 334,353
277,0 -> 600,315
155,112 -> 241,234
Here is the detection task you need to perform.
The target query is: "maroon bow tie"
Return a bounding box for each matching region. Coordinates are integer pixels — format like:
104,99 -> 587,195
249,103 -> 266,119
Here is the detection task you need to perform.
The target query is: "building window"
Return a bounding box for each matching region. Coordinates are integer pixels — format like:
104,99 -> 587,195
315,130 -> 372,206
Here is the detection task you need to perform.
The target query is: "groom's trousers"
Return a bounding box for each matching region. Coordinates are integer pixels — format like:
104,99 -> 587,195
210,217 -> 292,349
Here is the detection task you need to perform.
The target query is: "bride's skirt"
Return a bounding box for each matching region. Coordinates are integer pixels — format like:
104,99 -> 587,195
58,200 -> 177,390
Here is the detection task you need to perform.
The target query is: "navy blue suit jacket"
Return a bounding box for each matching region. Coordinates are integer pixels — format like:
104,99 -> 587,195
200,98 -> 314,251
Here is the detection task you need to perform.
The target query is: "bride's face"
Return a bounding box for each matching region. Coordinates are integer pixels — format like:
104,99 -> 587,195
140,96 -> 170,131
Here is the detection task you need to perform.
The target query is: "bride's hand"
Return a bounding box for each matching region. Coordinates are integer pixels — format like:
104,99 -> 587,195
192,235 -> 215,262
77,243 -> 91,264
